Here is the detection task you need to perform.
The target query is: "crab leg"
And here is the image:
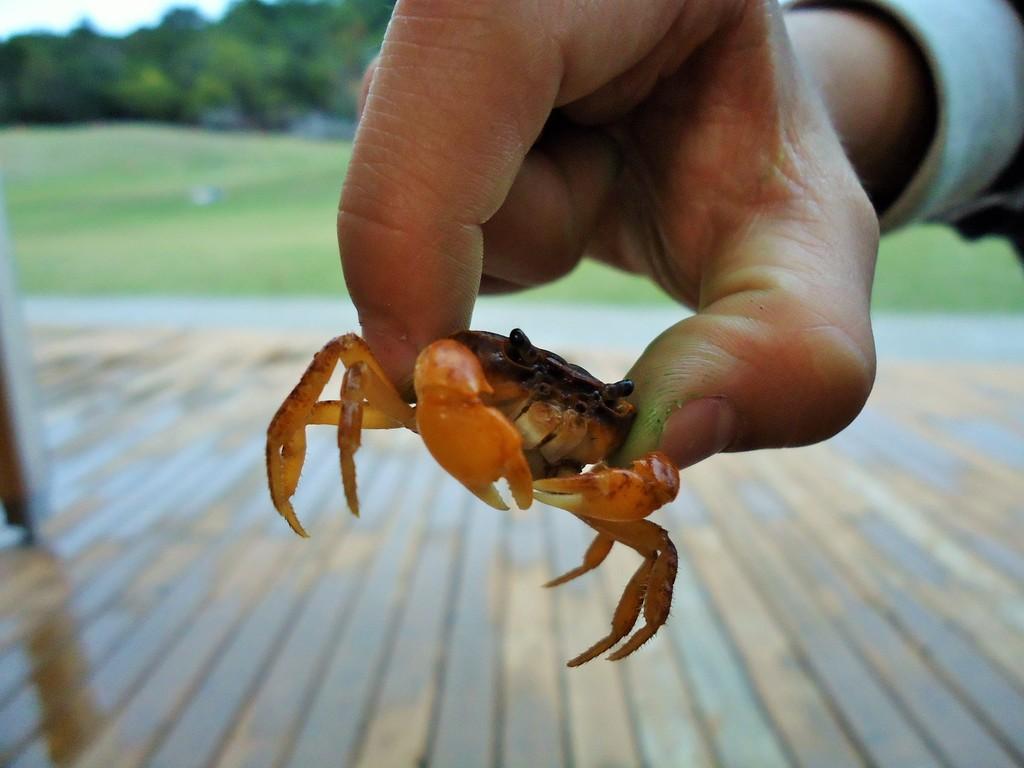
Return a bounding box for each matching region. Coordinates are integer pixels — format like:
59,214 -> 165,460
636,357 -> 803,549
544,532 -> 614,588
532,451 -> 680,521
280,399 -> 393,501
413,340 -> 534,510
607,544 -> 676,661
568,551 -> 654,666
339,364 -> 366,517
336,363 -> 412,515
266,334 -> 414,536
567,517 -> 678,666
281,428 -> 307,499
532,453 -> 680,664
306,400 -> 401,429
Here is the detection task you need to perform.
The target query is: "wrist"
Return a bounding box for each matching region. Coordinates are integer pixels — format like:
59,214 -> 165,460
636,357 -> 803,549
785,6 -> 936,212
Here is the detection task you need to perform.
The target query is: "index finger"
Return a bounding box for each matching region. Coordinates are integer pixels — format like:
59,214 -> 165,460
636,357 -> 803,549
338,0 -> 700,384
338,2 -> 559,384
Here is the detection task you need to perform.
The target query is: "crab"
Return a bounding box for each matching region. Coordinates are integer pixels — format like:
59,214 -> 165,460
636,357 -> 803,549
266,329 -> 680,666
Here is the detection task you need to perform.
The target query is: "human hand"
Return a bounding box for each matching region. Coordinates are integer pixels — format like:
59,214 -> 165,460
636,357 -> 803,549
338,1 -> 916,466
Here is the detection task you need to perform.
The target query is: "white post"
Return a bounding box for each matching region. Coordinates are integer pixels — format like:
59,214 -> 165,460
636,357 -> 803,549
0,175 -> 48,536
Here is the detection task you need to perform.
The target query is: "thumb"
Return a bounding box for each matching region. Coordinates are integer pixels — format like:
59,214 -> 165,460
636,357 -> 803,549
618,222 -> 879,468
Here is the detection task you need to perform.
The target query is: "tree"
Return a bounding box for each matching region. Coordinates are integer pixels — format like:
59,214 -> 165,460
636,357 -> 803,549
116,65 -> 182,119
0,0 -> 396,126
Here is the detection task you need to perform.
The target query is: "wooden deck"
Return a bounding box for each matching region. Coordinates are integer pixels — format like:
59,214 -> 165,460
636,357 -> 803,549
1,324 -> 1023,768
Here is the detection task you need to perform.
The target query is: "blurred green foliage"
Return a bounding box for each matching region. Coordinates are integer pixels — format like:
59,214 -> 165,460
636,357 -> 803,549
0,0 -> 393,128
1,125 -> 1021,310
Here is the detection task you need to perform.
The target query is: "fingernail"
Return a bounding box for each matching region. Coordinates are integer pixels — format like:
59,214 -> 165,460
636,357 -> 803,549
659,397 -> 737,468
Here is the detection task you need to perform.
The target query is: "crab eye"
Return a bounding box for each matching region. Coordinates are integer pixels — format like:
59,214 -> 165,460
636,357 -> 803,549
507,328 -> 536,364
601,379 -> 634,400
509,328 -> 531,349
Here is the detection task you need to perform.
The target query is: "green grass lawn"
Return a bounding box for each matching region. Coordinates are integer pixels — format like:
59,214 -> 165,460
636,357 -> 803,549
1,124 -> 1021,310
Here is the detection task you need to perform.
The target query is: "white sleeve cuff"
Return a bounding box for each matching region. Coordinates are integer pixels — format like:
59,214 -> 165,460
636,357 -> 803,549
784,0 -> 1024,229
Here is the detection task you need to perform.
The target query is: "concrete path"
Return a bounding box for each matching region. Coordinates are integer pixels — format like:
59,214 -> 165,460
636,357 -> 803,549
22,296 -> 1024,361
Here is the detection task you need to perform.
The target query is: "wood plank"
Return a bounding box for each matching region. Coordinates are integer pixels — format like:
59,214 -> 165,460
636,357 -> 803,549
43,383 -> 258,533
845,426 -> 1024,575
890,368 -> 1024,481
0,612 -> 130,714
761,450 -> 1024,762
951,526 -> 1024,583
47,387 -> 270,548
933,415 -> 1024,469
143,468 -> 361,768
215,452 -> 406,768
603,530 -> 714,768
498,507 -> 566,768
833,438 -> 1024,597
545,506 -> 639,768
840,462 -> 1024,683
54,434 -> 229,558
731,472 -> 1017,768
425,499 -> 501,768
353,476 -> 468,767
687,460 -> 943,768
5,330 -> 1024,768
0,460 -> 271,762
428,499 -> 504,768
835,414 -> 1024,550
1,455 -> 305,768
670,507 -> 862,768
45,341 -> 265,508
282,455 -> 439,768
829,408 -> 963,493
69,535 -> 296,768
0,444 -> 264,696
658,523 -> 792,768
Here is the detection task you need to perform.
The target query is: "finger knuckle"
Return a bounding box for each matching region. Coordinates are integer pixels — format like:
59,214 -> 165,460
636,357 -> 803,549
788,321 -> 876,443
392,0 -> 510,42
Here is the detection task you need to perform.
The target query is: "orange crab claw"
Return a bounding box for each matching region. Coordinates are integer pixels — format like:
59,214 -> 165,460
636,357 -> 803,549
414,340 -> 533,510
532,451 -> 679,521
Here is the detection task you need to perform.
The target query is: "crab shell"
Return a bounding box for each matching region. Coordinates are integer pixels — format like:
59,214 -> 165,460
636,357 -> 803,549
267,328 -> 680,666
447,329 -> 636,478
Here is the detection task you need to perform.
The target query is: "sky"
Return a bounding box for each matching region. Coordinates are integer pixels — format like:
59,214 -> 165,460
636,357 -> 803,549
0,0 -> 233,39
